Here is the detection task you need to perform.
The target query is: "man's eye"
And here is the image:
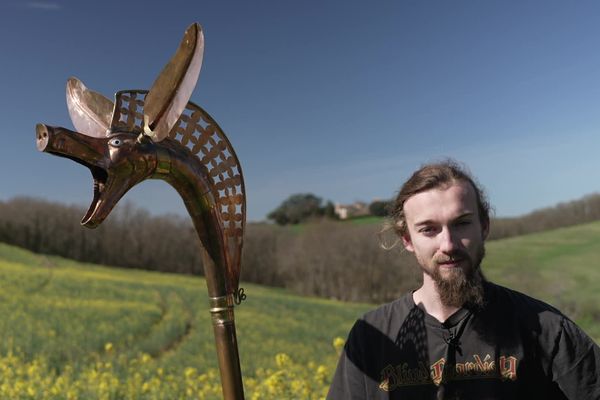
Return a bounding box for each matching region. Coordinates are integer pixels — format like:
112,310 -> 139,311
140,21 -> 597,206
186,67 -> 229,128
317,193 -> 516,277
419,227 -> 434,234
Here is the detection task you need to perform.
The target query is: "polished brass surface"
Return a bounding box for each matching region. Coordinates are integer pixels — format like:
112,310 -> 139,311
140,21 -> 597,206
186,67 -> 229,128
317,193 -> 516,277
37,23 -> 245,399
144,23 -> 204,142
213,321 -> 244,400
209,294 -> 235,312
204,251 -> 244,400
66,77 -> 113,138
154,145 -> 171,175
35,124 -> 158,229
112,89 -> 245,294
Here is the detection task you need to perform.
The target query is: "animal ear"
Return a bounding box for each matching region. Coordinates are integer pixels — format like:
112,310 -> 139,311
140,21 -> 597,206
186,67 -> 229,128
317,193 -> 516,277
143,23 -> 204,142
66,77 -> 113,138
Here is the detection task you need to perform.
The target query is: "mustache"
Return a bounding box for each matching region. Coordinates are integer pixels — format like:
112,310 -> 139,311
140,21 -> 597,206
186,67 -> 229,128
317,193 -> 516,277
435,250 -> 469,264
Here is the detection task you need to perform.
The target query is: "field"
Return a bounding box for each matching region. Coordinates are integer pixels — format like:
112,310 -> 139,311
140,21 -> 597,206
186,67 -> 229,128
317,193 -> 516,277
484,220 -> 600,340
0,242 -> 370,399
0,220 -> 598,398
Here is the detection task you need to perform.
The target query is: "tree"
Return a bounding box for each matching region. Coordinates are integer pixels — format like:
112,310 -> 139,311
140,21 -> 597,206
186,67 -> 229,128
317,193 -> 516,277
323,201 -> 338,220
267,193 -> 324,225
369,200 -> 391,217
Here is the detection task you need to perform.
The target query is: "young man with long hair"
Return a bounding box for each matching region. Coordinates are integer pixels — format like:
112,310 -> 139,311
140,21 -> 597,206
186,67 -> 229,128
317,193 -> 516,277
328,160 -> 599,399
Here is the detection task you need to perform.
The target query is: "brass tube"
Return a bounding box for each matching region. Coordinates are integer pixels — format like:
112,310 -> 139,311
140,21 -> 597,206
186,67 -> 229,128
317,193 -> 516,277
205,253 -> 245,400
38,24 -> 247,397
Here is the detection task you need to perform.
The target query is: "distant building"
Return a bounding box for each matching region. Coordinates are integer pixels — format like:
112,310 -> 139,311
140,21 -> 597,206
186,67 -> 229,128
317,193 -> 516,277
334,201 -> 369,220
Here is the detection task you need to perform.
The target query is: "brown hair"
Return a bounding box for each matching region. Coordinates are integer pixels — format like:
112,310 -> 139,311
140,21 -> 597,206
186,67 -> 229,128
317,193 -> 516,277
387,159 -> 491,239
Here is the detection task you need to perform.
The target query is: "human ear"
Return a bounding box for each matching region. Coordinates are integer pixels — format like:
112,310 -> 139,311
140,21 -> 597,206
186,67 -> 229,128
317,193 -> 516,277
402,234 -> 415,252
482,219 -> 490,240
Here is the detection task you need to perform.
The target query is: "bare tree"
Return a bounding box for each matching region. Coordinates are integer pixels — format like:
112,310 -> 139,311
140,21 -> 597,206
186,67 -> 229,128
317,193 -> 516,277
1,192 -> 599,303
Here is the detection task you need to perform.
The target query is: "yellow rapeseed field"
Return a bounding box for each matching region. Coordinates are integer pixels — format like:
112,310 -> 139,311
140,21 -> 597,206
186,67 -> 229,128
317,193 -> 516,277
0,243 -> 369,399
0,342 -> 345,399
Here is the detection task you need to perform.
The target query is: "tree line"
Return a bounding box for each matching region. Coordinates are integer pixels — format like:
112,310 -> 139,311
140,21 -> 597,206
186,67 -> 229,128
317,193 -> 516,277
1,193 -> 599,303
0,197 -> 203,275
488,193 -> 600,240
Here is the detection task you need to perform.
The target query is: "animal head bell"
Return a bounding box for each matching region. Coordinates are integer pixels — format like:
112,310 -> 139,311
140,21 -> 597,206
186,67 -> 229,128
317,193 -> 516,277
36,23 -> 204,228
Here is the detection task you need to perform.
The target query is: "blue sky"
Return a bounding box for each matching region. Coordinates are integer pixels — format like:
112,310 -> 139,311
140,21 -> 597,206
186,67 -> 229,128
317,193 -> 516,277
1,1 -> 599,221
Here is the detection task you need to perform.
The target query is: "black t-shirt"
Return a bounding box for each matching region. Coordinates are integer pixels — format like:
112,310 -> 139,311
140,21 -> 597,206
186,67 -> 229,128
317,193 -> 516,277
328,282 -> 600,399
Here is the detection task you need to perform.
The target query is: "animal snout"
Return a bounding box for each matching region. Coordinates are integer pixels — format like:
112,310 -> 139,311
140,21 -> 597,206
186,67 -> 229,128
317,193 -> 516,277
36,123 -> 50,152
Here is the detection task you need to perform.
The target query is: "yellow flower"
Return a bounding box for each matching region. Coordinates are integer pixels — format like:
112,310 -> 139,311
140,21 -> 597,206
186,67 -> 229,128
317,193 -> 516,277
184,367 -> 197,379
333,337 -> 345,353
275,353 -> 292,369
315,364 -> 329,384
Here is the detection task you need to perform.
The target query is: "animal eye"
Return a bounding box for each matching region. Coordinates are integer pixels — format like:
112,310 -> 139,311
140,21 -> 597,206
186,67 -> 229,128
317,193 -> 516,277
109,138 -> 123,147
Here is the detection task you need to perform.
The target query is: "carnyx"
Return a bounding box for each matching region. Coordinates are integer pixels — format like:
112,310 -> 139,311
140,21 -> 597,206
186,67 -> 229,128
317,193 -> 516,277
35,23 -> 246,399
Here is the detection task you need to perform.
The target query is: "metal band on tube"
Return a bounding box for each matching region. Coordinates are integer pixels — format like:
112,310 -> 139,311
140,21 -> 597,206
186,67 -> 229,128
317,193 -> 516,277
209,294 -> 235,324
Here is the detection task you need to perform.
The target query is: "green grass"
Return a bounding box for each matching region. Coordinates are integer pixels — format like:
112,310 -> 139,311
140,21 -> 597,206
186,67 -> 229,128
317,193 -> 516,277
280,215 -> 384,233
484,220 -> 600,341
344,215 -> 384,225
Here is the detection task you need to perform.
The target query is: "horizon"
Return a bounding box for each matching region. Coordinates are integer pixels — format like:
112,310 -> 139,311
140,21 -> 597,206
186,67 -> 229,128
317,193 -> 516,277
2,1 -> 599,222
3,189 -> 599,224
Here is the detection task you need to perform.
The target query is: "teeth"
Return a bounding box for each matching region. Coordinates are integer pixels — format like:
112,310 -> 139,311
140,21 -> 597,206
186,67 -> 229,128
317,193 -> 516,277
93,179 -> 105,194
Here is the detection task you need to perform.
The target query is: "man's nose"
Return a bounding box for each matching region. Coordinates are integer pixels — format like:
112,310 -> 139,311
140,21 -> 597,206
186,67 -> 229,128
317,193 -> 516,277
439,227 -> 459,253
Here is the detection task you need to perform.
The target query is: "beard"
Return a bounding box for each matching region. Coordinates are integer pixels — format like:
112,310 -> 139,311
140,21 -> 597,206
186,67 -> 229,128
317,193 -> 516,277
427,242 -> 486,308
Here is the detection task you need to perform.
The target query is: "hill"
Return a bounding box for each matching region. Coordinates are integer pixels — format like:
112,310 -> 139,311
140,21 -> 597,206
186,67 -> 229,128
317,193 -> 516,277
0,221 -> 598,397
484,220 -> 600,340
1,194 -> 599,303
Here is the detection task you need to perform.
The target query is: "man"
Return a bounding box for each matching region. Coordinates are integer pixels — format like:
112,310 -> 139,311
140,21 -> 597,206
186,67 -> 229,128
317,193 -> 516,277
328,160 -> 599,399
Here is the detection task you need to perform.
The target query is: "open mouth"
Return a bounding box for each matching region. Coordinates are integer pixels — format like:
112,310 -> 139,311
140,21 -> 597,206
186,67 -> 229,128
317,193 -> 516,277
438,258 -> 464,267
47,151 -> 108,226
83,164 -> 108,225
37,124 -> 113,228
